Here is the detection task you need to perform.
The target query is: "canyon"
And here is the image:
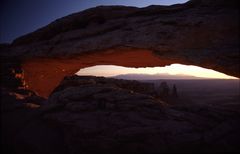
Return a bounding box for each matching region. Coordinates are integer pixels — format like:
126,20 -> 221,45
1,0 -> 239,153
1,0 -> 239,98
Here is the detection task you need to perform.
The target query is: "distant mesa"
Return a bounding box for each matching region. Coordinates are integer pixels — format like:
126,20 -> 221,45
113,73 -> 211,80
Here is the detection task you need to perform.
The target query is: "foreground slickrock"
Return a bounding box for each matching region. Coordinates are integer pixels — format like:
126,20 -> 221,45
2,76 -> 240,153
1,0 -> 239,153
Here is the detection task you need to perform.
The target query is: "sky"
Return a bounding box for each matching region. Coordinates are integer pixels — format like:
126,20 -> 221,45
0,0 -> 189,43
76,64 -> 238,79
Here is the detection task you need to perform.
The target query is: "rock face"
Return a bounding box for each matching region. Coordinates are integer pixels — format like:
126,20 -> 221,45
3,75 -> 239,154
1,1 -> 239,153
1,0 -> 239,97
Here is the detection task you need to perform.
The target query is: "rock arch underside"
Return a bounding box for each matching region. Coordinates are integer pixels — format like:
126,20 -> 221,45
1,0 -> 240,153
1,0 -> 239,97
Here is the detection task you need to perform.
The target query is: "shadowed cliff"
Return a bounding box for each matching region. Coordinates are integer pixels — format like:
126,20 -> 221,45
1,1 -> 240,153
1,0 -> 239,97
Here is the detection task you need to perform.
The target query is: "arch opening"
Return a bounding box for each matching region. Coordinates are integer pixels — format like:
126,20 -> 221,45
76,64 -> 238,80
21,48 -> 239,98
76,64 -> 239,106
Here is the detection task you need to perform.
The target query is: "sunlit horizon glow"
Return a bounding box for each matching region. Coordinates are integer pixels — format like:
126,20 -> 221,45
76,64 -> 238,79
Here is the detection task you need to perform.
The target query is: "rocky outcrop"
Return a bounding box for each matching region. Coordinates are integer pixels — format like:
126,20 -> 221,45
1,75 -> 240,153
0,56 -> 24,89
50,75 -> 156,97
24,76 -> 240,153
40,76 -> 240,153
0,0 -> 239,97
1,1 -> 239,152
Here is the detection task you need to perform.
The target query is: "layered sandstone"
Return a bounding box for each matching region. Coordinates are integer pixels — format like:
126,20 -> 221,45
0,0 -> 239,97
1,1 -> 239,153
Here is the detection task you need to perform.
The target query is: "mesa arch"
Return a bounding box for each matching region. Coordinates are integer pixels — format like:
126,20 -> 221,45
22,46 -> 238,98
22,47 -> 192,97
1,0 -> 239,97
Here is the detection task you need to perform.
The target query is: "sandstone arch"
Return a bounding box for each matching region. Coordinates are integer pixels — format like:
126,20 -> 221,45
22,47 -> 192,97
1,0 -> 239,97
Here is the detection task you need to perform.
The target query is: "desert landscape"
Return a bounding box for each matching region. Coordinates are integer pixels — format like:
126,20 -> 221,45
1,0 -> 239,153
143,79 -> 240,106
1,74 -> 239,153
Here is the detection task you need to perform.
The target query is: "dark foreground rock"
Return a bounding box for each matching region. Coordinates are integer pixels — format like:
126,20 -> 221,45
1,0 -> 239,153
2,75 -> 239,154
